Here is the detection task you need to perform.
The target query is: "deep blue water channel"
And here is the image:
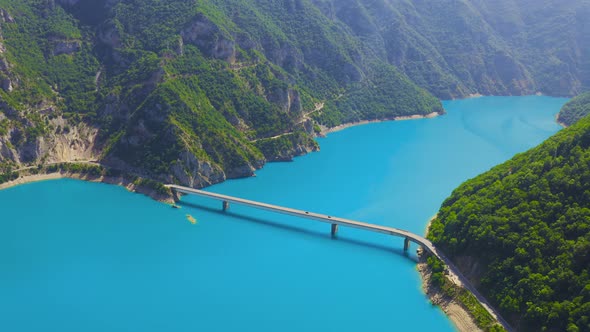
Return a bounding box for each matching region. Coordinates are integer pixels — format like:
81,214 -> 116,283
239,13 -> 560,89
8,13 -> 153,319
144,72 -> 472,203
0,96 -> 567,331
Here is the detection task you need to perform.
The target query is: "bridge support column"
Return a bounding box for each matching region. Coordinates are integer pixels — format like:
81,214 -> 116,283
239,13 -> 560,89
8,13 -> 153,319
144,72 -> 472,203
222,200 -> 230,211
331,224 -> 338,237
403,237 -> 410,252
172,189 -> 180,202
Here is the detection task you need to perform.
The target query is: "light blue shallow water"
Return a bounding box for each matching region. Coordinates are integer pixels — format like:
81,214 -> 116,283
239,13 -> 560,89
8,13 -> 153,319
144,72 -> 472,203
0,96 -> 567,331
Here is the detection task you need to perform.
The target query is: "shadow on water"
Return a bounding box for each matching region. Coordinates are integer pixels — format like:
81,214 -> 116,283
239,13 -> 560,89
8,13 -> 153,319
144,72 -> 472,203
178,200 -> 418,262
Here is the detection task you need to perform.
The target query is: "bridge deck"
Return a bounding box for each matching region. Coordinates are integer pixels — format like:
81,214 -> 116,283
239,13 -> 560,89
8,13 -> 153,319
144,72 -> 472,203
167,184 -> 435,254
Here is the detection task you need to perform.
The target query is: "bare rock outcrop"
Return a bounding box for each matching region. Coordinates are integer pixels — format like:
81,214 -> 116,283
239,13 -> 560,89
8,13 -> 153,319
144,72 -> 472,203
170,151 -> 225,188
268,87 -> 302,114
0,10 -> 15,92
181,14 -> 236,63
98,20 -> 122,49
0,8 -> 14,23
52,40 -> 81,56
45,118 -> 99,163
0,114 -> 98,166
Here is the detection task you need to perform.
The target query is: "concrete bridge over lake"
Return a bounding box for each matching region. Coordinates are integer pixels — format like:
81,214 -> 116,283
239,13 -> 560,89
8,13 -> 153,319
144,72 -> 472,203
166,184 -> 514,332
167,184 -> 435,254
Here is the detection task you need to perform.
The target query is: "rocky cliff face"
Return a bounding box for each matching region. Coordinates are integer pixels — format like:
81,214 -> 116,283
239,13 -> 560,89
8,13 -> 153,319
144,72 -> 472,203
0,10 -> 15,93
0,105 -> 98,166
181,14 -> 237,63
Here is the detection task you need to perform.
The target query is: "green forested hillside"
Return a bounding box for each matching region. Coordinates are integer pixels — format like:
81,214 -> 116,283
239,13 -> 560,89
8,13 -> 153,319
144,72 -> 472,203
0,0 -> 589,188
558,92 -> 590,126
0,0 -> 443,185
315,0 -> 590,98
429,115 -> 590,331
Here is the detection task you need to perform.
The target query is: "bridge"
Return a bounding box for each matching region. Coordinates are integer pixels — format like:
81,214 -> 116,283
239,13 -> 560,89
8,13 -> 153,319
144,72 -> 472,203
166,184 -> 514,331
167,184 -> 434,254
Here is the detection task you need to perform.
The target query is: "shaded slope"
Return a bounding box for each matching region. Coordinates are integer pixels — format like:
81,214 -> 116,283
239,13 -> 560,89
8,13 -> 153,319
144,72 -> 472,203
313,0 -> 590,98
558,91 -> 590,126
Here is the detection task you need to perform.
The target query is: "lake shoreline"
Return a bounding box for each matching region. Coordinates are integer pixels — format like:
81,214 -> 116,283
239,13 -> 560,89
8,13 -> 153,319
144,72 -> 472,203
0,111 -> 444,201
417,216 -> 483,332
320,111 -> 441,136
555,113 -> 567,128
418,217 -> 510,332
418,258 -> 483,332
0,171 -> 175,204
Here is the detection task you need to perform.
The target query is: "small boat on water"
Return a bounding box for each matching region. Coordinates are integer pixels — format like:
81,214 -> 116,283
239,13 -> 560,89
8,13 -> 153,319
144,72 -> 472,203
186,214 -> 197,224
172,204 -> 181,209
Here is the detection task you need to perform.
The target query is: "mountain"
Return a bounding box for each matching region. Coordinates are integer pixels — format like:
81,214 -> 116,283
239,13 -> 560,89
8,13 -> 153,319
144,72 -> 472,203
0,0 -> 443,186
313,0 -> 590,98
558,91 -> 590,126
428,112 -> 590,331
0,0 -> 589,187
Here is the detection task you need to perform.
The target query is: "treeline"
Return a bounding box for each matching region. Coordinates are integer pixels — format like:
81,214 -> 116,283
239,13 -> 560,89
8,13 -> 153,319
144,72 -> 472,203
429,114 -> 590,331
0,170 -> 18,184
558,91 -> 590,126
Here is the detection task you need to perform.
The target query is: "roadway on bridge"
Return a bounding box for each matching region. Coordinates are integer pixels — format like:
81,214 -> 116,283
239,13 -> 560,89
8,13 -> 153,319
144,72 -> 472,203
167,184 -> 434,252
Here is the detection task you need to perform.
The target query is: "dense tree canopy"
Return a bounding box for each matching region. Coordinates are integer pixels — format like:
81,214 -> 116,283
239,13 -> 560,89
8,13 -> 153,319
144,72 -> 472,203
558,92 -> 590,126
430,113 -> 590,331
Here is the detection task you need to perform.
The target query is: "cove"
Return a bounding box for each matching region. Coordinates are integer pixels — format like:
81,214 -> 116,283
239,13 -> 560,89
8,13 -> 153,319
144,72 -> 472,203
0,96 -> 567,331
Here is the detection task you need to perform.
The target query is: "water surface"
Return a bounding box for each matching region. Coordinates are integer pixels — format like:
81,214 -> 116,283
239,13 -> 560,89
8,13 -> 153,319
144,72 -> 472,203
0,96 -> 567,331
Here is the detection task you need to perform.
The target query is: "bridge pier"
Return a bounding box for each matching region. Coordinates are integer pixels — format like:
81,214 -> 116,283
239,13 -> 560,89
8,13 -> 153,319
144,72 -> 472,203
331,223 -> 338,237
403,237 -> 410,252
222,200 -> 230,211
172,189 -> 180,202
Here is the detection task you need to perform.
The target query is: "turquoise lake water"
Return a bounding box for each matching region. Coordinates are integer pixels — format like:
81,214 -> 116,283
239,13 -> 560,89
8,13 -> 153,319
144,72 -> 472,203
0,96 -> 567,331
